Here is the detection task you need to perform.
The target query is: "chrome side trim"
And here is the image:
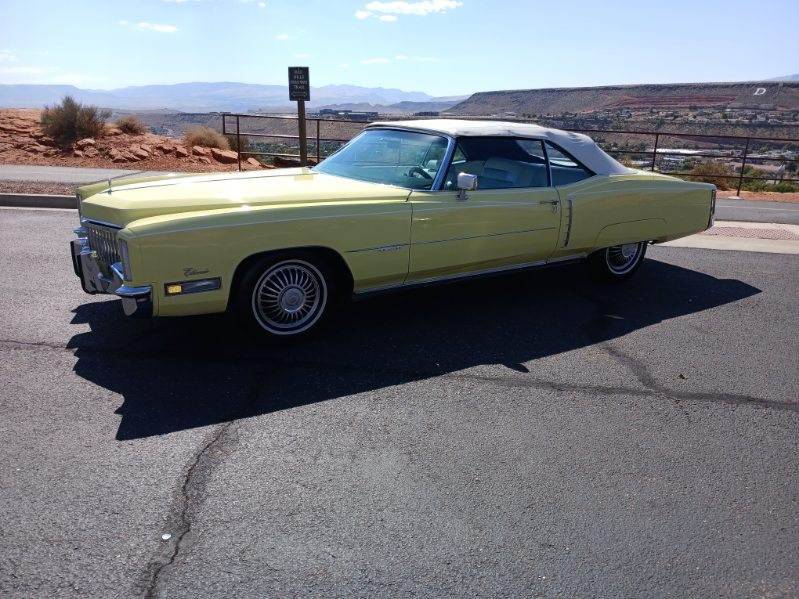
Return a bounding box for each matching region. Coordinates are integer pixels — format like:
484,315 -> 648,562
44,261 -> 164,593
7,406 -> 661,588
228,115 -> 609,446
564,197 -> 574,247
416,226 -> 557,247
354,253 -> 588,298
347,243 -> 409,254
410,259 -> 547,286
81,217 -> 123,230
432,135 -> 457,192
547,252 -> 586,264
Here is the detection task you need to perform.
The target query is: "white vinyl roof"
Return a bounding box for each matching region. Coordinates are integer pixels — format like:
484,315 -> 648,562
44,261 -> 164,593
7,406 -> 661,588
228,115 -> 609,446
367,119 -> 631,176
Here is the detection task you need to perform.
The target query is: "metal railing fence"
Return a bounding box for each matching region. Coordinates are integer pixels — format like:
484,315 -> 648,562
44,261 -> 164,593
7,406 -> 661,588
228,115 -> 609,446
221,113 -> 799,195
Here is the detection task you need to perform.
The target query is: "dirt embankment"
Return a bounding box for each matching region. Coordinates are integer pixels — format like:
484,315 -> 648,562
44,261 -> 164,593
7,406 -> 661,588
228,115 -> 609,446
0,109 -> 265,173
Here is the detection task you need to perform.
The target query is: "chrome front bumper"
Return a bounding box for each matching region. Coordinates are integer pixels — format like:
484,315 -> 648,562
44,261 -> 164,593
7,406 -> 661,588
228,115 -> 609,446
70,235 -> 153,318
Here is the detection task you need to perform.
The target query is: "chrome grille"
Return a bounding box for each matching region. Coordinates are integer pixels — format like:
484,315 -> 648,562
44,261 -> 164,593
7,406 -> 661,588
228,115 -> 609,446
85,222 -> 121,269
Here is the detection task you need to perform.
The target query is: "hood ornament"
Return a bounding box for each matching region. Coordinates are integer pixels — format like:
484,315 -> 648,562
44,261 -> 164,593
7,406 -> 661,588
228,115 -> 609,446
107,178 -> 112,194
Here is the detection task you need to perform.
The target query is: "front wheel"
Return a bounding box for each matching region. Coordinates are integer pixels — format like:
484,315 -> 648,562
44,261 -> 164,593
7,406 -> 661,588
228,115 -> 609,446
236,254 -> 333,340
588,241 -> 648,281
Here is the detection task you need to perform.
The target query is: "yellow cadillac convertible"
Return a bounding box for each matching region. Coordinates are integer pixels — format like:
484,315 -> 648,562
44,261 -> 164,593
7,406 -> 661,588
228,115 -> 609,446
71,120 -> 716,339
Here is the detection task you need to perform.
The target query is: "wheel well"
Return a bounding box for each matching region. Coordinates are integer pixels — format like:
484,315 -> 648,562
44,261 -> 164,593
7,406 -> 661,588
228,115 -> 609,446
228,246 -> 354,306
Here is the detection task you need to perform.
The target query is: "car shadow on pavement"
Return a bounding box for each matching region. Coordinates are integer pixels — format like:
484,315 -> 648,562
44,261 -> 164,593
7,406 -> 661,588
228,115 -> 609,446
66,258 -> 760,440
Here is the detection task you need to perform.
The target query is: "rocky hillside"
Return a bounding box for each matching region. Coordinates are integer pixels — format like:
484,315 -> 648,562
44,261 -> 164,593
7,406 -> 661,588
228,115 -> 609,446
0,109 -> 263,172
451,82 -> 799,115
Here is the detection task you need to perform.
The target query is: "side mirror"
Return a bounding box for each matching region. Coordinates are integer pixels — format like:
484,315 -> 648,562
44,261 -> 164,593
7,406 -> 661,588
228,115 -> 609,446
457,172 -> 479,191
456,172 -> 478,200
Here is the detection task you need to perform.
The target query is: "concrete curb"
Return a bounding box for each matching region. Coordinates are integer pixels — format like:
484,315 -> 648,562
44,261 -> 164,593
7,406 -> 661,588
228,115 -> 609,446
0,193 -> 76,209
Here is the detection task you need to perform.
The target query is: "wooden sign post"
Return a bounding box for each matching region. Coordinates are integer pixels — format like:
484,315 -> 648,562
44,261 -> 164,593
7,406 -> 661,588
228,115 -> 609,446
288,66 -> 310,166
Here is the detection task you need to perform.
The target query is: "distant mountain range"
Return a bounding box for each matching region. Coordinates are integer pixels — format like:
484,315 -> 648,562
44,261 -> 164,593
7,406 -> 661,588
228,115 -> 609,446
0,82 -> 467,112
768,74 -> 799,82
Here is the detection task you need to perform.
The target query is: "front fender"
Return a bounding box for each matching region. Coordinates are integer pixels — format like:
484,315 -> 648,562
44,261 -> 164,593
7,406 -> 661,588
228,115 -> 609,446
124,200 -> 411,316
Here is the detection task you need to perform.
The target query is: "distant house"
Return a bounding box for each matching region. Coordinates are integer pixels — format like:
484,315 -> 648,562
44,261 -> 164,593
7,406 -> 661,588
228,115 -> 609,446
317,109 -> 378,122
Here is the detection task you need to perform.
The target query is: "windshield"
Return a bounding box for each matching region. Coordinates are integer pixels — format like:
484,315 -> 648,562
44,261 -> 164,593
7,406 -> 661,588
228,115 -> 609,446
314,128 -> 449,190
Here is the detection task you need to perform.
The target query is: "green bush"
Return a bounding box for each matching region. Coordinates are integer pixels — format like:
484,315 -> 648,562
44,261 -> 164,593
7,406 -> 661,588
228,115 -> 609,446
184,126 -> 229,150
770,181 -> 799,192
41,96 -> 110,147
115,115 -> 147,135
687,161 -> 735,190
225,133 -> 251,154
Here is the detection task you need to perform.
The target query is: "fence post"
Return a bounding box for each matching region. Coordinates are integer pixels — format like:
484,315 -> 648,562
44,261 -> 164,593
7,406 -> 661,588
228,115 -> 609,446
236,115 -> 242,172
651,133 -> 659,171
736,138 -> 750,197
316,119 -> 321,164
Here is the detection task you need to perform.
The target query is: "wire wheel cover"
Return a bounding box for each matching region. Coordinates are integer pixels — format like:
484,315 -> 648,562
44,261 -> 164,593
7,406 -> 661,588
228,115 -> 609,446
252,260 -> 327,334
605,243 -> 643,274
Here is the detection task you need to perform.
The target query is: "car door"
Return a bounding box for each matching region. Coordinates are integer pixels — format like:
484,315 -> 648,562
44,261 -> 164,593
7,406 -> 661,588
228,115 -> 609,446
407,137 -> 561,282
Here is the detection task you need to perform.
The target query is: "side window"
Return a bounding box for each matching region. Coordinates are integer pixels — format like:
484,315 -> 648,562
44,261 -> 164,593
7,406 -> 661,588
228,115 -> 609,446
545,142 -> 593,186
444,137 -> 550,190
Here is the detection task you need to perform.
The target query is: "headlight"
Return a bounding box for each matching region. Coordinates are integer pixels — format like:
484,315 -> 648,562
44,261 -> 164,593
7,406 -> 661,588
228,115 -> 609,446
118,239 -> 132,280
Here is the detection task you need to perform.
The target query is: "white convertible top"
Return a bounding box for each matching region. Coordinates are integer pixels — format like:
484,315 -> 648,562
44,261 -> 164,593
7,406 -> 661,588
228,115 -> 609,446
367,119 -> 631,176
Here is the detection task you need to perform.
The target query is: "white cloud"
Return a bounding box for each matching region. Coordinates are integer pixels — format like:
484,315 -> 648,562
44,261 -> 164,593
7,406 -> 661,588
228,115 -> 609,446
275,33 -> 292,40
0,51 -> 18,63
361,57 -> 391,65
138,22 -> 179,33
339,63 -> 350,69
119,20 -> 178,33
365,0 -> 462,16
355,0 -> 460,21
294,53 -> 312,60
258,1 -> 266,6
395,54 -> 408,60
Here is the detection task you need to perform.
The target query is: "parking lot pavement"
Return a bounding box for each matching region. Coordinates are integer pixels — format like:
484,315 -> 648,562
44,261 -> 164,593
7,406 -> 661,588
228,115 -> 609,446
0,207 -> 797,597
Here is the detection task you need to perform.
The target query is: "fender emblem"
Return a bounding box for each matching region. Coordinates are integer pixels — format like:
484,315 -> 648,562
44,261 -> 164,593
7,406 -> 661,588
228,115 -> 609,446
183,267 -> 210,276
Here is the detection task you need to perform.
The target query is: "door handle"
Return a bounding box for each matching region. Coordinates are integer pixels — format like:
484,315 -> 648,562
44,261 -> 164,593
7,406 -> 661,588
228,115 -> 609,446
539,199 -> 559,212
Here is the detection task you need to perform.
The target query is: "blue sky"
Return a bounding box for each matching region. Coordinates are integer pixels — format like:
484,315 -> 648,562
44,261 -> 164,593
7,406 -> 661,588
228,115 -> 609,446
1,0 -> 796,96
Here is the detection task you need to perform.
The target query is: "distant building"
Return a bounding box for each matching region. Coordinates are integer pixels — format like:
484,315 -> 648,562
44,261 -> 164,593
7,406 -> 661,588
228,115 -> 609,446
316,109 -> 379,121
414,111 -> 440,117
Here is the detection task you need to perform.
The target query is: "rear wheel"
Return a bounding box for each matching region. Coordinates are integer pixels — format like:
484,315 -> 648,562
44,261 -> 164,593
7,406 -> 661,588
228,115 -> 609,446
588,241 -> 648,281
236,254 -> 334,340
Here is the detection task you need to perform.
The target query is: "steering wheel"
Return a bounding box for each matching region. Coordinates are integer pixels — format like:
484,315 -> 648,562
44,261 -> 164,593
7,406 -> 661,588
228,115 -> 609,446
407,166 -> 433,180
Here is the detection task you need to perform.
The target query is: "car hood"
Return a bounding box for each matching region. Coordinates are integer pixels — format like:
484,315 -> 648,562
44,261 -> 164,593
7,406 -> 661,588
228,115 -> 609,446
78,168 -> 410,227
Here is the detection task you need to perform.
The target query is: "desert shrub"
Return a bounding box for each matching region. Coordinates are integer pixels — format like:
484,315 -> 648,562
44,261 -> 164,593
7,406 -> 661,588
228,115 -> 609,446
115,115 -> 147,135
225,133 -> 251,153
184,126 -> 229,150
770,181 -> 799,192
41,96 -> 110,147
686,161 -> 734,190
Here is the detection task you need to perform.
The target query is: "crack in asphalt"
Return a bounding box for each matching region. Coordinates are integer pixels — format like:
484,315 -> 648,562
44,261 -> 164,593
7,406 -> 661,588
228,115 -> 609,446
134,375 -> 260,598
0,337 -> 796,414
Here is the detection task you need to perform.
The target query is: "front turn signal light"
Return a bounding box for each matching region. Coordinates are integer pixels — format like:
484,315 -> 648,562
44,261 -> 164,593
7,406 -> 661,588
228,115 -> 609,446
164,278 -> 221,296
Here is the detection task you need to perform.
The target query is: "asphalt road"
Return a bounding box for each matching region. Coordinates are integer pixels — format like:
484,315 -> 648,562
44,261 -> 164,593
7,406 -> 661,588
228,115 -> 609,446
0,208 -> 797,597
716,198 -> 799,225
0,164 -> 171,184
